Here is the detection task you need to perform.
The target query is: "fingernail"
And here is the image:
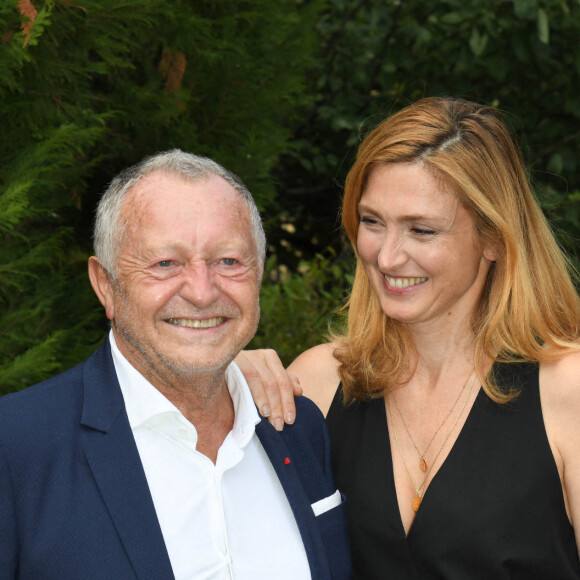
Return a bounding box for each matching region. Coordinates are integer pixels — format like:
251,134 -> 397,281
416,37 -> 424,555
261,404 -> 271,417
285,412 -> 295,424
274,418 -> 284,431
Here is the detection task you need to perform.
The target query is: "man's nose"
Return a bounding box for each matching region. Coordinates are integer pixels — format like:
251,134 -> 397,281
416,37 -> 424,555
179,262 -> 220,307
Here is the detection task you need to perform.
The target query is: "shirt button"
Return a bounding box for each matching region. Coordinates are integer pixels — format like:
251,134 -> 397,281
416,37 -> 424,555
178,428 -> 188,437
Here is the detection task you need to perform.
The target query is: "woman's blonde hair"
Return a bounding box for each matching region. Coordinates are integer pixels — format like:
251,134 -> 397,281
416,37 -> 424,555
334,97 -> 580,403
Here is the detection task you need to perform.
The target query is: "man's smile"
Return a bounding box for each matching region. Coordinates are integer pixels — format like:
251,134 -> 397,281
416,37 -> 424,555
166,317 -> 225,329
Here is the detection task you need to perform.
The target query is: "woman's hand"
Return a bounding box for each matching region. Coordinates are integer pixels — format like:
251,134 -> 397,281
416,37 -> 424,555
235,350 -> 302,431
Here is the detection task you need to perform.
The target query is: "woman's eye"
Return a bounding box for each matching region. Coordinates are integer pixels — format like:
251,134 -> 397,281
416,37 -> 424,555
220,258 -> 237,266
360,216 -> 378,225
412,228 -> 436,236
157,260 -> 174,268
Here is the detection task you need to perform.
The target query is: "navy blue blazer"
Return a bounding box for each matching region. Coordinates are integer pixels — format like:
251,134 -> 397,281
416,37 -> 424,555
0,340 -> 351,579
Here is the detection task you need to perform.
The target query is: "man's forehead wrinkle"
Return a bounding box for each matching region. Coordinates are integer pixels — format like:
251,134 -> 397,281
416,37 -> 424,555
120,184 -> 154,238
118,180 -> 254,260
125,172 -> 244,215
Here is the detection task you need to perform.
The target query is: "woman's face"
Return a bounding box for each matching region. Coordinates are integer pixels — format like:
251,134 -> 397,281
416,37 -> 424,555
356,162 -> 494,333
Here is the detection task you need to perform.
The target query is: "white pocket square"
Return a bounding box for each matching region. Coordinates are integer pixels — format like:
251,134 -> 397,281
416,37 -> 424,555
311,489 -> 343,517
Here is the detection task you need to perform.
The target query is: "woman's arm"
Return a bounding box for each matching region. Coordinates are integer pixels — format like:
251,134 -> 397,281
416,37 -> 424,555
235,342 -> 341,429
540,349 -> 580,555
235,349 -> 302,431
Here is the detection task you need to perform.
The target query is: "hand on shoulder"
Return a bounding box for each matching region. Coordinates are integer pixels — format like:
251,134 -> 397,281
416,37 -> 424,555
237,343 -> 341,429
235,349 -> 302,431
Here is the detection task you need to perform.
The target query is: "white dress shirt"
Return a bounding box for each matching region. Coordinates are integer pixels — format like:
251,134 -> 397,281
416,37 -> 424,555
110,332 -> 311,580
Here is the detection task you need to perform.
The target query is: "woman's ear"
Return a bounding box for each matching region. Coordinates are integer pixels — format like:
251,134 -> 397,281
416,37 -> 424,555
483,247 -> 498,262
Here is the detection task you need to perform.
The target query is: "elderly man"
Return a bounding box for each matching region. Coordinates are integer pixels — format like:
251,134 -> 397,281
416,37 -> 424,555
0,150 -> 350,579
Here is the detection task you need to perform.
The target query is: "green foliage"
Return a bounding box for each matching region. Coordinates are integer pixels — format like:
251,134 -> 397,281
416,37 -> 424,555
249,249 -> 353,366
270,0 -> 580,268
1,0 -> 579,390
0,0 -> 323,391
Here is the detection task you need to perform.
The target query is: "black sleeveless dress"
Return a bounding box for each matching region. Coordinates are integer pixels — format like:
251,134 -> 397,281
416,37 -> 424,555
326,362 -> 580,579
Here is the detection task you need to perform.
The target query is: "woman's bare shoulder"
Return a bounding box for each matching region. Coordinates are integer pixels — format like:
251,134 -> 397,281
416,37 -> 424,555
540,348 -> 580,534
288,342 -> 341,417
540,349 -> 580,408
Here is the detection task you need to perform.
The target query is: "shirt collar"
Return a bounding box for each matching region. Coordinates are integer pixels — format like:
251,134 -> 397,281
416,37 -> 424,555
109,331 -> 260,448
225,359 -> 261,447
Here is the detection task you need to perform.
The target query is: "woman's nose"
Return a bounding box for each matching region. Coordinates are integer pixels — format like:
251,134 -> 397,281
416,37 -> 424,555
377,232 -> 408,271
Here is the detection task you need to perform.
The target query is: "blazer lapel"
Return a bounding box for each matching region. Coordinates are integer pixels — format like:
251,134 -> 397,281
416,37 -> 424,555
80,342 -> 174,580
255,417 -> 331,580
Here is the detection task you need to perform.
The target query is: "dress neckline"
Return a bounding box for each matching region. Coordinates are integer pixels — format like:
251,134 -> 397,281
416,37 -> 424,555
377,383 -> 485,539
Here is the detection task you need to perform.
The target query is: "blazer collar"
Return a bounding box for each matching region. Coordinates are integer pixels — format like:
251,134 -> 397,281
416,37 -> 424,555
80,341 -> 330,579
255,417 -> 332,580
80,339 -> 175,580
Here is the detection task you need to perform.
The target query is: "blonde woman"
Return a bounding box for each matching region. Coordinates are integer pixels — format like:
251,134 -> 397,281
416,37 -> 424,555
238,97 -> 580,578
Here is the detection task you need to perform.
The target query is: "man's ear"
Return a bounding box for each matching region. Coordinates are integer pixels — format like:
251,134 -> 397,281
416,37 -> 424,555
88,257 -> 116,321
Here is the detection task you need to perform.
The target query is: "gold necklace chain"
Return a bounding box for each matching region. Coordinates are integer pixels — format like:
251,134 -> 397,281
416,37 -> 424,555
391,370 -> 472,473
387,371 -> 477,513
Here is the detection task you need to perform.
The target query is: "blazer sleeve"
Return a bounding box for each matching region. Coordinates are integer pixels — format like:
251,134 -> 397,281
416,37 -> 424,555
0,441 -> 17,579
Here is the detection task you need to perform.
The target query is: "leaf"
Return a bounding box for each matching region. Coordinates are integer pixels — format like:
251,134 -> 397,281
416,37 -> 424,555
18,0 -> 38,47
158,47 -> 187,92
547,153 -> 563,175
469,27 -> 488,56
537,8 -> 549,44
513,0 -> 538,19
440,12 -> 463,25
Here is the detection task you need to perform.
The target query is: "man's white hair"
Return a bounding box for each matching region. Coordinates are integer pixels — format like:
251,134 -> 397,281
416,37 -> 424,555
93,149 -> 266,278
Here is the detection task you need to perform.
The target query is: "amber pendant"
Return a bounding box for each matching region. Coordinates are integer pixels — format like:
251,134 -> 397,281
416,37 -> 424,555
411,495 -> 422,512
419,458 -> 427,472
